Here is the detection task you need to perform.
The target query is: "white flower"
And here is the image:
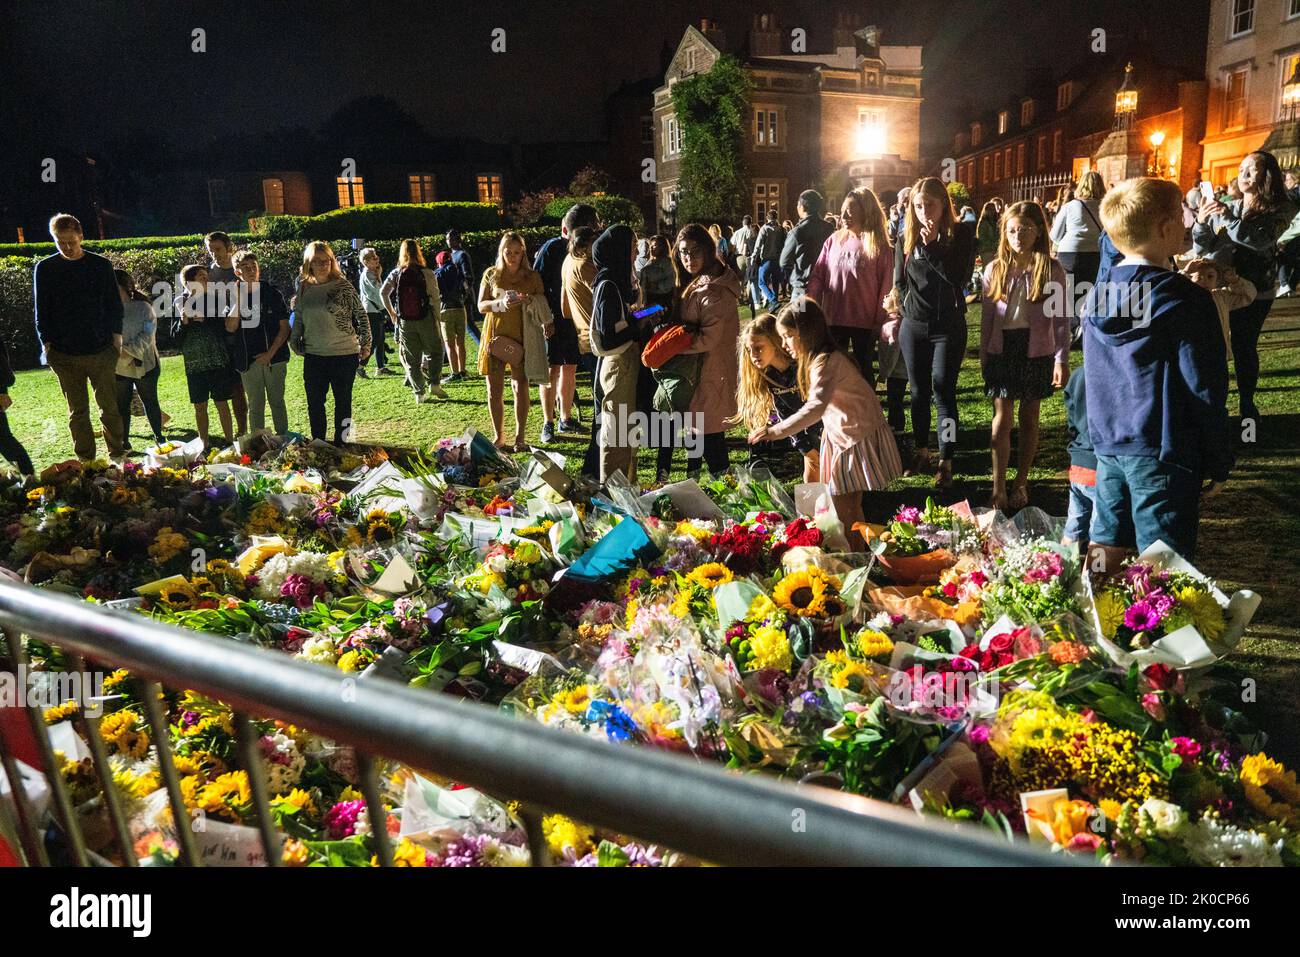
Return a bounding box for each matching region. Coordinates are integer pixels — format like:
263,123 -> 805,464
480,840 -> 530,867
1138,798 -> 1186,838
299,635 -> 339,664
1184,818 -> 1283,867
254,550 -> 335,600
487,553 -> 509,574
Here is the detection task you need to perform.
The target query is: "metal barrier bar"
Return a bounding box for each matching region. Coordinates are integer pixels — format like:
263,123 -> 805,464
0,579 -> 1071,867
68,652 -> 137,866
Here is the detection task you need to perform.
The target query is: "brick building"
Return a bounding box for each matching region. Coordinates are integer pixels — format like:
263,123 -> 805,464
651,15 -> 922,230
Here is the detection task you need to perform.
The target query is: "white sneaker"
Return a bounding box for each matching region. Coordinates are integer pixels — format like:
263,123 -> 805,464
413,390 -> 425,405
1278,285 -> 1293,298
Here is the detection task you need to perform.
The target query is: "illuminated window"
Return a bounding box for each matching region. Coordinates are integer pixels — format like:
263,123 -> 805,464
754,182 -> 781,220
1281,53 -> 1300,120
998,110 -> 1009,134
336,176 -> 365,208
856,109 -> 885,155
664,117 -> 682,157
1057,82 -> 1074,111
1037,135 -> 1047,168
755,108 -> 780,147
1229,0 -> 1254,38
971,122 -> 983,147
1016,143 -> 1025,175
1224,69 -> 1248,128
684,48 -> 697,74
476,174 -> 502,204
994,151 -> 1002,180
262,178 -> 284,215
983,155 -> 992,182
408,174 -> 436,203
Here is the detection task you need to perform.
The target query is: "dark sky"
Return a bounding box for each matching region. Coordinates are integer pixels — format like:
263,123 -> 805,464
2,0 -> 1209,161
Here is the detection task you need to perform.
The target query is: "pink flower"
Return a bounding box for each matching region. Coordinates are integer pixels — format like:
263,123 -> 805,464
1141,692 -> 1166,722
1067,833 -> 1103,852
894,506 -> 922,525
323,799 -> 366,839
1171,736 -> 1202,765
968,724 -> 991,745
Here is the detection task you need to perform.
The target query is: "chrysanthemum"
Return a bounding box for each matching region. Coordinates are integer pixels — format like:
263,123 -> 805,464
749,624 -> 793,672
1093,590 -> 1125,639
1175,586 -> 1226,642
854,629 -> 894,660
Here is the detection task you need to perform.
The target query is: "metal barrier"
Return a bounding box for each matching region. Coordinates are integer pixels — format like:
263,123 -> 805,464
0,579 -> 1071,867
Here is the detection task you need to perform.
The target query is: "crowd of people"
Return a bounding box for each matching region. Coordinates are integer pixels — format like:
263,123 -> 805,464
5,148 -> 1295,564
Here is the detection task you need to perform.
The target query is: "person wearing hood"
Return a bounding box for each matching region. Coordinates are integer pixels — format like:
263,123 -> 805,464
670,223 -> 742,480
590,224 -> 642,483
1083,177 -> 1232,565
780,189 -> 835,299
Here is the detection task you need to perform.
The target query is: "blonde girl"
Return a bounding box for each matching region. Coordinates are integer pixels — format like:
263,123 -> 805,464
731,314 -> 821,482
477,231 -> 546,452
749,298 -> 902,550
980,201 -> 1069,511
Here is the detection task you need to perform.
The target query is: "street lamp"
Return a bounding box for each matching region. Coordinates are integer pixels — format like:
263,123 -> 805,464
1284,59 -> 1300,122
1148,129 -> 1166,177
1114,62 -> 1138,130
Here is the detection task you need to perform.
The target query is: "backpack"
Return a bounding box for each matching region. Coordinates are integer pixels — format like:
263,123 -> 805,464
396,265 -> 431,321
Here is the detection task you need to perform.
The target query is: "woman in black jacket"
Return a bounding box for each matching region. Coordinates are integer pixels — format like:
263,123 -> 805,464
0,340 -> 35,475
888,176 -> 975,488
590,224 -> 642,484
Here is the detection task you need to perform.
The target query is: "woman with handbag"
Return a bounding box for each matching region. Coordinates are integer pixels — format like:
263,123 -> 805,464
290,241 -> 372,446
477,231 -> 547,453
113,269 -> 167,450
660,222 -> 742,482
1049,171 -> 1106,301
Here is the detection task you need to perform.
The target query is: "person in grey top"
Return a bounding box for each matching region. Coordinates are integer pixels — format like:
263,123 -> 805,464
206,231 -> 248,434
1049,172 -> 1105,296
780,189 -> 835,299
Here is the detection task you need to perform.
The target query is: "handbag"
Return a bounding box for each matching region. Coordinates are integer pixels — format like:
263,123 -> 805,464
651,351 -> 704,414
487,333 -> 524,367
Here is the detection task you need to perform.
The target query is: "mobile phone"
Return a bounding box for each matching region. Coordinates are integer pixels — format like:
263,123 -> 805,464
632,303 -> 666,320
1199,181 -> 1216,203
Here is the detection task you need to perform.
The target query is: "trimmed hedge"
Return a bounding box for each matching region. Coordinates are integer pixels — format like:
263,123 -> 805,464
0,233 -> 259,258
0,227 -> 556,370
541,195 -> 645,232
253,203 -> 503,242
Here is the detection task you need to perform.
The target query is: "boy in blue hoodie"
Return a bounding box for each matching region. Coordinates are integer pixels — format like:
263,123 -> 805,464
1082,177 -> 1232,565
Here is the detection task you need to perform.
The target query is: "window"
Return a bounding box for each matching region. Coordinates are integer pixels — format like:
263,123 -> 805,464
207,179 -> 230,216
262,177 -> 284,215
1052,130 -> 1063,164
983,155 -> 992,183
336,176 -> 365,207
1291,0 -> 1300,20
998,110 -> 1009,134
1057,81 -> 1074,111
994,151 -> 1002,180
408,173 -> 436,203
1229,0 -> 1254,38
754,182 -> 781,220
1016,143 -> 1026,175
1280,52 -> 1300,119
755,108 -> 780,147
1037,135 -> 1047,168
1004,147 -> 1012,175
1224,69 -> 1248,128
684,48 -> 697,74
971,122 -> 983,147
1021,99 -> 1034,127
856,109 -> 885,154
476,174 -> 502,204
640,115 -> 654,145
663,116 -> 682,157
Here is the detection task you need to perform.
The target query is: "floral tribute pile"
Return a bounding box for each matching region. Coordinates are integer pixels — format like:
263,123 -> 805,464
0,434 -> 1289,868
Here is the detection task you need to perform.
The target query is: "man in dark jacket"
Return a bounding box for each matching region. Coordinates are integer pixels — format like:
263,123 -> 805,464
780,190 -> 834,299
33,213 -> 126,461
753,211 -> 786,310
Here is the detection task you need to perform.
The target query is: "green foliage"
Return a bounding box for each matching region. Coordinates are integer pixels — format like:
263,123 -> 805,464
0,233 -> 258,258
946,181 -> 973,212
540,195 -> 645,232
670,55 -> 751,224
253,203 -> 502,241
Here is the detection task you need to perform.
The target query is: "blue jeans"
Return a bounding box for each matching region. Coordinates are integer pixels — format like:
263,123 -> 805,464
757,261 -> 780,308
1063,481 -> 1095,550
1091,453 -> 1200,560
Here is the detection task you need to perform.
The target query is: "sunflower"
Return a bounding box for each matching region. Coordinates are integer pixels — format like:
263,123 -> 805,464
366,516 -> 395,542
188,575 -> 215,595
829,660 -> 878,693
773,568 -> 840,617
854,629 -> 895,660
157,581 -> 198,610
554,684 -> 597,715
687,562 -> 734,589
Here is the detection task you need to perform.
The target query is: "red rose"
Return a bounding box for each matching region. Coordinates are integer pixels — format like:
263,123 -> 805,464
959,643 -> 981,661
989,632 -> 1015,654
1143,663 -> 1177,690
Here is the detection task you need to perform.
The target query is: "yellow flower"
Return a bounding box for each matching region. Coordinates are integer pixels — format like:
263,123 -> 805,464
749,624 -> 793,672
624,597 -> 640,629
273,788 -> 318,818
745,594 -> 778,622
195,771 -> 252,822
99,710 -> 150,759
44,700 -> 81,724
1094,590 -> 1125,639
282,838 -> 310,866
829,660 -> 877,693
148,527 -> 188,564
669,589 -> 693,618
686,562 -> 733,589
674,520 -> 712,541
854,629 -> 894,660
327,549 -> 347,574
1240,753 -> 1300,825
1031,798 -> 1097,846
1099,799 -> 1124,821
554,685 -> 597,714
541,814 -> 595,858
27,486 -> 51,502
337,650 -> 363,673
773,568 -> 840,617
383,838 -> 430,867
1176,586 -> 1226,642
113,767 -> 160,799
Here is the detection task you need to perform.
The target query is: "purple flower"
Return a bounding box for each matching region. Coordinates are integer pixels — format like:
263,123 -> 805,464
894,506 -> 922,525
323,799 -> 365,839
441,833 -> 491,867
1123,600 -> 1161,632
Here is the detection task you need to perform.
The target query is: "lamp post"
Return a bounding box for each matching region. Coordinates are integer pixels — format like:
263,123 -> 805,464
1148,130 -> 1166,178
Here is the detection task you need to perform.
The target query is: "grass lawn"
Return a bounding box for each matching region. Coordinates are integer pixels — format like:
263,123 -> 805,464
7,305 -> 1300,763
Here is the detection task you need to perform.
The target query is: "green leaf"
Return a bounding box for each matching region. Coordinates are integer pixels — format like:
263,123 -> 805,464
596,840 -> 630,867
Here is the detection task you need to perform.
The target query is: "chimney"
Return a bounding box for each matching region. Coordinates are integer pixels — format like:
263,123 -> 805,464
750,12 -> 781,57
699,18 -> 726,51
833,10 -> 861,49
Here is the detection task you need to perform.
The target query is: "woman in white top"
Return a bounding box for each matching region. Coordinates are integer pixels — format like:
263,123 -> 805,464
113,269 -> 167,449
358,248 -> 396,378
1049,171 -> 1106,291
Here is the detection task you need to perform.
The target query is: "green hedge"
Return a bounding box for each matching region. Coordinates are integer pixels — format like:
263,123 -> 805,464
0,233 -> 259,258
0,227 -> 556,370
253,203 -> 503,242
540,195 -> 645,232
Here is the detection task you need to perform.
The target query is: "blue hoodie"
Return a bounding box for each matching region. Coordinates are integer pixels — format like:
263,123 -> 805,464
1081,263 -> 1232,482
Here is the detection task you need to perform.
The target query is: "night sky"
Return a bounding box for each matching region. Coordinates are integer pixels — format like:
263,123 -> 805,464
2,0 -> 1209,163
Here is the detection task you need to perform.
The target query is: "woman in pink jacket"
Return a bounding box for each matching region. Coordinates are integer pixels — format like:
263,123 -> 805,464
806,187 -> 894,378
660,223 -> 742,482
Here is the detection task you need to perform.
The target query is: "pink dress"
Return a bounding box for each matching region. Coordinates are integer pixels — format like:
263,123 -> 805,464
765,350 -> 902,494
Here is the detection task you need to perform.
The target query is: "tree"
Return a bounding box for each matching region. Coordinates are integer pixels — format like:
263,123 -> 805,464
567,165 -> 611,196
670,55 -> 751,223
946,181 -> 972,212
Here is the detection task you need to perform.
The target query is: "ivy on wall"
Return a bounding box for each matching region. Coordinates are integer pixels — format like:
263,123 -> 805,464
669,55 -> 752,224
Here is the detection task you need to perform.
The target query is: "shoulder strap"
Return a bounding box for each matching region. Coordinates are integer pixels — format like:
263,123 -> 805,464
1077,199 -> 1103,233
